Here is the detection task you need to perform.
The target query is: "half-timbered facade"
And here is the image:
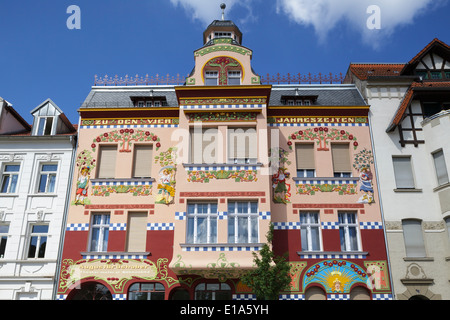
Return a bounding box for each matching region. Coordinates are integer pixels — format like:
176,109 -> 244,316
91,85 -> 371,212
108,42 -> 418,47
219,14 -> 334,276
345,38 -> 450,300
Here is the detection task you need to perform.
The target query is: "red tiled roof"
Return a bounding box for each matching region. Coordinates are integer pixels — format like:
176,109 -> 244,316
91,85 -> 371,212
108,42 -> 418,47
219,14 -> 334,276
407,38 -> 450,65
348,63 -> 406,80
387,81 -> 450,131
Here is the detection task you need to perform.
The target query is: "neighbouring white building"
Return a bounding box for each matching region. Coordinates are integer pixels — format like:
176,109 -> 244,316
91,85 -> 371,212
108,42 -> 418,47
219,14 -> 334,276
0,98 -> 77,299
345,38 -> 450,300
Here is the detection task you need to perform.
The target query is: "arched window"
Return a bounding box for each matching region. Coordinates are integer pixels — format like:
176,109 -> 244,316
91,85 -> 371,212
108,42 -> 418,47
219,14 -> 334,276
350,286 -> 371,300
69,282 -> 112,300
195,283 -> 231,300
305,286 -> 326,300
128,282 -> 165,300
203,56 -> 243,86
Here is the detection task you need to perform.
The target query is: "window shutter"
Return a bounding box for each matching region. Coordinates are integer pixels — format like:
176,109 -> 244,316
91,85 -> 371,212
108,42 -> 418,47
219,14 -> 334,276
393,157 -> 415,188
402,220 -> 426,257
332,144 -> 351,172
126,212 -> 148,252
133,145 -> 152,178
97,146 -> 117,178
296,144 -> 315,169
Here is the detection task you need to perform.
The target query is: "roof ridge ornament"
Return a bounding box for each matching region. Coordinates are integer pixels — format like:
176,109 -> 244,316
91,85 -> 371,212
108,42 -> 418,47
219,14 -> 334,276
221,3 -> 226,21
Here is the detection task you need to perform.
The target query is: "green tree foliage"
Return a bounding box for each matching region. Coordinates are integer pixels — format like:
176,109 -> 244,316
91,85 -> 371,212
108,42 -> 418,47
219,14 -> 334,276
241,223 -> 291,300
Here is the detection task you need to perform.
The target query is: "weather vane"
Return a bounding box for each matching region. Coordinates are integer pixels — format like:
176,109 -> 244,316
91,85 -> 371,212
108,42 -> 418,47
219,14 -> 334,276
221,3 -> 226,20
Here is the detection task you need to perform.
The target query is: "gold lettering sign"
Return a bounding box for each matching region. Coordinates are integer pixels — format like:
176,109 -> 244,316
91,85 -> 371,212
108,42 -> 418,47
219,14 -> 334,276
68,259 -> 158,284
81,119 -> 178,126
268,116 -> 367,124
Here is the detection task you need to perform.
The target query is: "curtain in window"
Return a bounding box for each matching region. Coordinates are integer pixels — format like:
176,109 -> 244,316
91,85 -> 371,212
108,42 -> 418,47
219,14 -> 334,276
126,213 -> 148,252
392,157 -> 415,188
296,144 -> 315,170
402,220 -> 426,257
133,145 -> 152,178
190,128 -> 218,164
433,150 -> 449,186
331,144 -> 351,173
97,146 -> 117,178
228,127 -> 257,162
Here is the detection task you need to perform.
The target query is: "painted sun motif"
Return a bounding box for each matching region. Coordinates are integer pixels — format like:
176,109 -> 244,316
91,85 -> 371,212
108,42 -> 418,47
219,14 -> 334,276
303,260 -> 368,294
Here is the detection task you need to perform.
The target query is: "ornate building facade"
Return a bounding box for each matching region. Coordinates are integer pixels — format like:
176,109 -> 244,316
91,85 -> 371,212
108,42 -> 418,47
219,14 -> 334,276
56,16 -> 393,300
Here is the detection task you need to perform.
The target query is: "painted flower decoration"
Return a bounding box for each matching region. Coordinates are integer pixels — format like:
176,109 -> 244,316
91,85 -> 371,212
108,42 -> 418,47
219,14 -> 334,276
91,129 -> 161,152
287,127 -> 358,151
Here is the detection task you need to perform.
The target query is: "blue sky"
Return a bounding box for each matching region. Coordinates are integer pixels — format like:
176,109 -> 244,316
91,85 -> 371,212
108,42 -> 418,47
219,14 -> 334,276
0,0 -> 449,124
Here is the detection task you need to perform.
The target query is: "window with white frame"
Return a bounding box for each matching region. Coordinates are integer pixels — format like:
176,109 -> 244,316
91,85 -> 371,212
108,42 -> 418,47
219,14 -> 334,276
227,71 -> 241,85
37,164 -> 58,193
186,202 -> 218,244
402,219 -> 426,258
392,156 -> 415,189
227,201 -> 259,244
300,212 -> 321,251
36,117 -> 54,136
0,224 -> 9,258
432,150 -> 449,186
338,212 -> 360,252
27,224 -> 48,259
128,283 -> 165,300
228,127 -> 257,164
1,164 -> 20,194
205,71 -> 219,86
89,213 -> 110,252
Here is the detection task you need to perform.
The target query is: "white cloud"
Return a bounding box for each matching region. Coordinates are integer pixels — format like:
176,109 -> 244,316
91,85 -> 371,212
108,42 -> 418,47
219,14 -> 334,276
170,0 -> 255,26
276,0 -> 444,47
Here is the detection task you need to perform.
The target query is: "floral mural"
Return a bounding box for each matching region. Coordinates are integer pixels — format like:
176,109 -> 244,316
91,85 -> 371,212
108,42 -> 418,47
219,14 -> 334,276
91,129 -> 161,153
287,127 -> 358,151
187,169 -> 258,183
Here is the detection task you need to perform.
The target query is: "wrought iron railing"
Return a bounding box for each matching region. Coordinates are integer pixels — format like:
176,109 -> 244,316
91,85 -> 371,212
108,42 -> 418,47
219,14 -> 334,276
93,72 -> 345,86
260,73 -> 345,84
94,74 -> 188,86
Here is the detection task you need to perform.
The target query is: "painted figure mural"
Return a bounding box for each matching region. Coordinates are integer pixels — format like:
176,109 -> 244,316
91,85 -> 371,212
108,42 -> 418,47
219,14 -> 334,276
72,150 -> 96,206
271,148 -> 291,204
155,147 -> 177,205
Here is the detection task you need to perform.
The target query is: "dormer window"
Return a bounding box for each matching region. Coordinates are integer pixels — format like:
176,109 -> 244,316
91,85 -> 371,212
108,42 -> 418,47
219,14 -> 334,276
205,71 -> 219,86
214,32 -> 232,39
36,117 -> 54,136
131,96 -> 168,107
281,95 -> 317,106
